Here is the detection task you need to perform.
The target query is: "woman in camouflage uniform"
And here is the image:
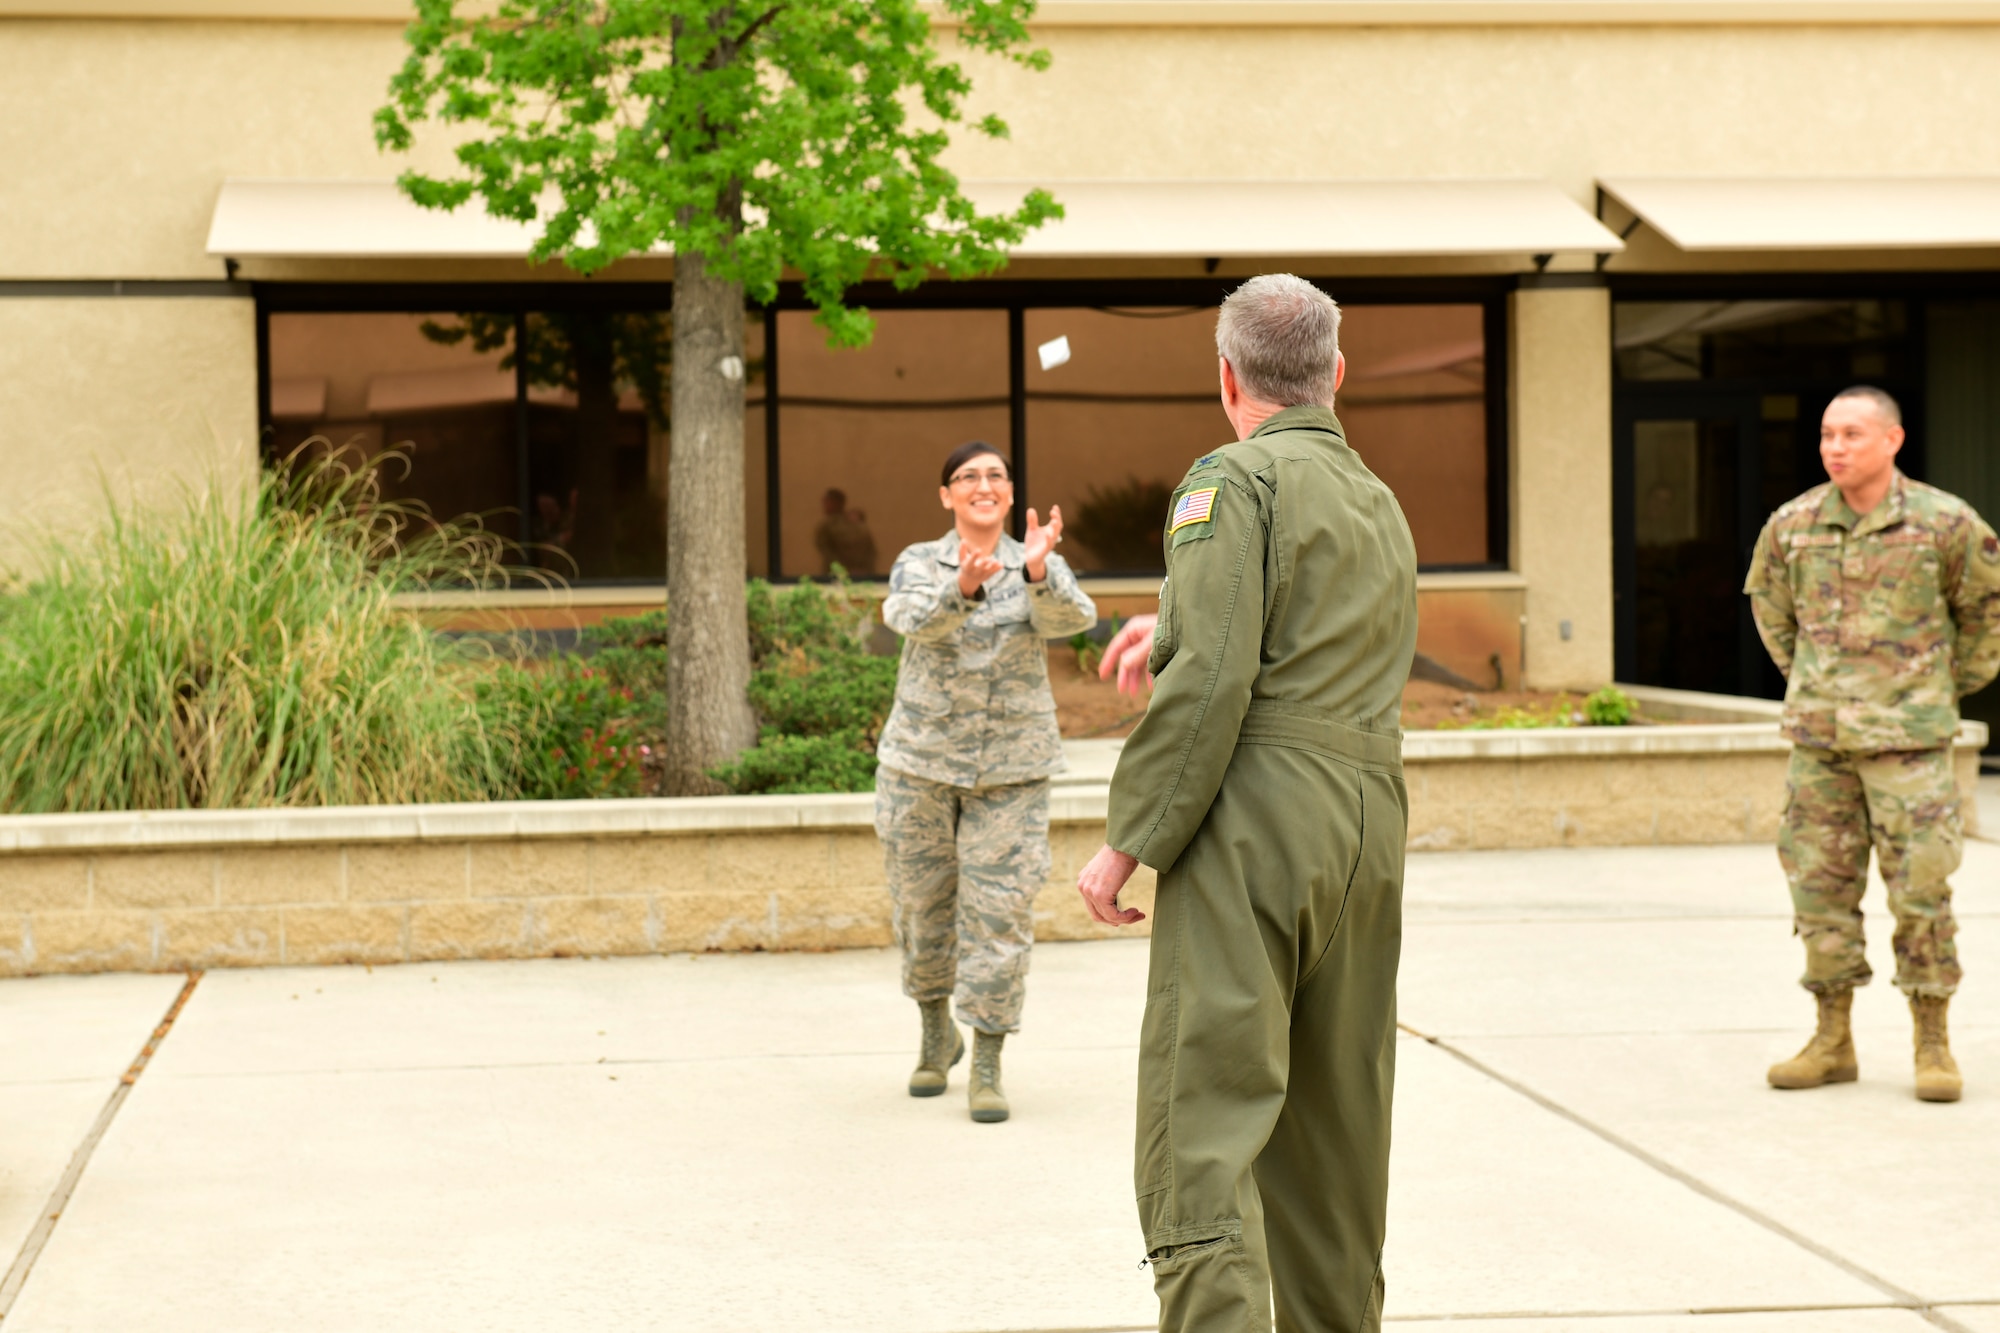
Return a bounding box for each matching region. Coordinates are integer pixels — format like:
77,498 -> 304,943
875,441 -> 1097,1123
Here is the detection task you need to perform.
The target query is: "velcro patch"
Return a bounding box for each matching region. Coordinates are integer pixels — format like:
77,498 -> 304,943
1169,487 -> 1219,534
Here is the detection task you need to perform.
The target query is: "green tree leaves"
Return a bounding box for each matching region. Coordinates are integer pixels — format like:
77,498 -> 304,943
377,0 -> 1061,347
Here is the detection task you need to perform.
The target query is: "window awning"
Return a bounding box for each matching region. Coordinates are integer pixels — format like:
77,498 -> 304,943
207,179 -> 547,259
959,179 -> 1624,257
209,177 -> 1623,261
1599,176 -> 2000,251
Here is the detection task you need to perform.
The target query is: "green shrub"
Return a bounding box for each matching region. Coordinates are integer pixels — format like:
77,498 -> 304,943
580,608 -> 671,707
0,451 -> 522,812
707,577 -> 892,794
1434,685 -> 1640,732
481,660 -> 649,800
1583,685 -> 1637,727
1435,702 -> 1575,731
747,650 -> 897,738
708,730 -> 879,795
745,576 -> 874,661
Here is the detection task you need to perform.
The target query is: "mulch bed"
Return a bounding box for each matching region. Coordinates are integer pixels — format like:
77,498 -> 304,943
1049,647 -> 1633,740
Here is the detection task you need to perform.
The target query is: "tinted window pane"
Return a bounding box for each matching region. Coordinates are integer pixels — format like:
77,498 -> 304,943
270,308 -> 768,584
1614,300 -> 1916,383
1023,307 -> 1217,574
776,309 -> 1008,579
268,312 -> 519,539
519,311 -> 666,581
1338,304 -> 1489,567
1023,302 -> 1489,571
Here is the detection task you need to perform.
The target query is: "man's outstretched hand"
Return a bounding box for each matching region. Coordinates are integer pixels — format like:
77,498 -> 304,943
1099,613 -> 1158,698
1078,843 -> 1145,926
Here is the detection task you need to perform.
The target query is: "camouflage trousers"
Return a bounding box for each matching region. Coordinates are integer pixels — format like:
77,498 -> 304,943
873,766 -> 1051,1035
1778,745 -> 1964,998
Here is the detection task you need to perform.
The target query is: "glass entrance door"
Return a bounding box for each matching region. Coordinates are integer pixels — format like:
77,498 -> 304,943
1614,393 -> 1773,698
1611,297 -> 1923,701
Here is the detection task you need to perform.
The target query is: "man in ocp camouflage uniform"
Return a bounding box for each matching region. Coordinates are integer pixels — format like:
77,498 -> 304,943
1745,385 -> 2000,1104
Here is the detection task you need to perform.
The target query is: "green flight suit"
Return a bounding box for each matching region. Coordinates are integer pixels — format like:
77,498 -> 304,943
1107,406 -> 1419,1333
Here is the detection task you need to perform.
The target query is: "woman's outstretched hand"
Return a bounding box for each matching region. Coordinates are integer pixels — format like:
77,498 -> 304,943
957,543 -> 1005,598
1021,505 -> 1063,582
1099,613 -> 1158,698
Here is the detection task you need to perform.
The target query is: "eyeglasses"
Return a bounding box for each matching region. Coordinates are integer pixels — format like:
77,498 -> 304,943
947,468 -> 1012,489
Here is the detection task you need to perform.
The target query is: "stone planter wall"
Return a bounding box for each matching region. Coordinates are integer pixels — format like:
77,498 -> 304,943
0,791 -> 1152,978
0,685 -> 1983,977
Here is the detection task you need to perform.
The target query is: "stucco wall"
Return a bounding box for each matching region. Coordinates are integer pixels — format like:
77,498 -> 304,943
0,20 -> 461,280
1510,286 -> 1614,690
0,297 -> 258,563
8,21 -> 2000,281
948,24 -> 2000,195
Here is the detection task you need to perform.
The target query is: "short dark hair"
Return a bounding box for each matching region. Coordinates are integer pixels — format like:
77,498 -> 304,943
940,440 -> 1008,487
1830,385 -> 1903,428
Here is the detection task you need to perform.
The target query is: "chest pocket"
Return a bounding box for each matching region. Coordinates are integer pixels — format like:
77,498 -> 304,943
1148,576 -> 1178,676
1876,532 -> 1944,624
1788,534 -> 1844,633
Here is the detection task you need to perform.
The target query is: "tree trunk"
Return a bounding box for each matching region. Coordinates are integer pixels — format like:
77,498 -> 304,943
663,250 -> 757,793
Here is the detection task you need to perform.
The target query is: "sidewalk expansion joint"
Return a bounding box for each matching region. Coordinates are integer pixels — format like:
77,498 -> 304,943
1398,1021 -> 1975,1333
0,971 -> 204,1323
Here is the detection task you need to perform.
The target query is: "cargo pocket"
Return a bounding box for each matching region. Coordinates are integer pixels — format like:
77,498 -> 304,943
1145,1232 -> 1260,1328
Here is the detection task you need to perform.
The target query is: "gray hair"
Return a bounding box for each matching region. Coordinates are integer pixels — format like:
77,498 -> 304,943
1215,274 -> 1342,407
1830,384 -> 1903,428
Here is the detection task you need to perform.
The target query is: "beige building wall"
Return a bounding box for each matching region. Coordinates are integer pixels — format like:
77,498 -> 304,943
0,19 -> 460,280
949,23 -> 2000,198
6,11 -> 2000,690
0,297 -> 258,565
8,20 -> 2000,280
1509,286 -> 1614,691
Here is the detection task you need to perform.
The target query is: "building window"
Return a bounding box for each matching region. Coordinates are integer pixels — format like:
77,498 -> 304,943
264,304 -> 768,581
268,311 -> 520,541
1006,303 -> 1492,572
263,282 -> 1505,585
774,309 -> 1008,579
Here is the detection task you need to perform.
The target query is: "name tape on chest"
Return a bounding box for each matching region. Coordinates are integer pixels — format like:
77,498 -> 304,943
1169,487 -> 1219,534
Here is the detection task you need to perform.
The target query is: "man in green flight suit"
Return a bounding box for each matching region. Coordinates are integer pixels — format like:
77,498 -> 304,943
1078,274 -> 1418,1332
1744,385 -> 2000,1104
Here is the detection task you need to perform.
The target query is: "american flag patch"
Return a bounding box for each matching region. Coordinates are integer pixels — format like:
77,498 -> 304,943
1168,487 -> 1219,534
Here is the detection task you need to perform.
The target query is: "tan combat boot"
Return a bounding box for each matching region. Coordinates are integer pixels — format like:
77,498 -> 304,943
1910,995 -> 1963,1104
1768,990 -> 1858,1089
908,998 -> 964,1098
969,1029 -> 1009,1123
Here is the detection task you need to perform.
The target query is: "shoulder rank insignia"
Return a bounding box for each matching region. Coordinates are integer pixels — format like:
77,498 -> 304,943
1168,486 -> 1221,548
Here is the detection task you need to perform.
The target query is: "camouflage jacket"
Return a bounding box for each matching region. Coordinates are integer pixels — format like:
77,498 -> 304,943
1743,472 -> 2000,752
876,530 -> 1098,788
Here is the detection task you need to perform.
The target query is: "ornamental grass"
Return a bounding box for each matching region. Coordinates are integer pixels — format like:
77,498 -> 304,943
0,449 -> 525,812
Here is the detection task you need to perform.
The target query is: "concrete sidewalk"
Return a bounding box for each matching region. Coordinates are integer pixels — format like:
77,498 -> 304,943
1,840 -> 1995,1332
